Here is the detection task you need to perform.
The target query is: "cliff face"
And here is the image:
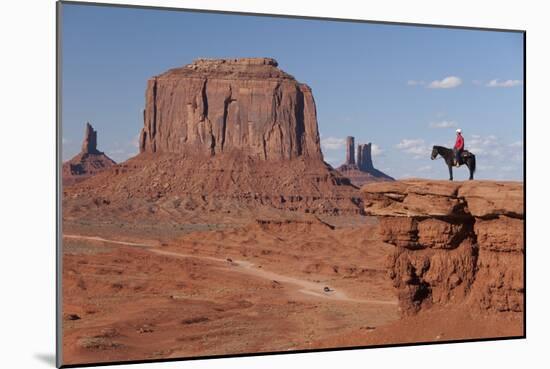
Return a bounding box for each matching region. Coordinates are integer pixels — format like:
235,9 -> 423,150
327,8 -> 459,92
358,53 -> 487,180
362,180 -> 524,316
139,58 -> 322,161
337,136 -> 393,186
62,123 -> 116,186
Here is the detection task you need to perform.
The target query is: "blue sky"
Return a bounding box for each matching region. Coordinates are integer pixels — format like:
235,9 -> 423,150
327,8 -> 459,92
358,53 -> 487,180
61,3 -> 524,180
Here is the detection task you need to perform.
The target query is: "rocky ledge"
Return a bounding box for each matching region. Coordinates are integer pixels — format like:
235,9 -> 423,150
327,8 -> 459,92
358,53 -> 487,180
362,180 -> 524,315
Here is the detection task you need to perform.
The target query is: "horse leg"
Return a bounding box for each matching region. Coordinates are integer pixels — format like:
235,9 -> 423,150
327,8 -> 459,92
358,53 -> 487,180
468,161 -> 474,180
448,164 -> 453,181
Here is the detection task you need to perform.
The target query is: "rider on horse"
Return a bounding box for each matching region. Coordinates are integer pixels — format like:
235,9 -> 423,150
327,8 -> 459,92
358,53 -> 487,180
453,128 -> 464,167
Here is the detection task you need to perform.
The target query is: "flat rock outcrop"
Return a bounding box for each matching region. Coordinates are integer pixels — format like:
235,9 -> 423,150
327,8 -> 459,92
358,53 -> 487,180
62,123 -> 116,186
337,136 -> 393,187
139,58 -> 322,161
362,180 -> 524,315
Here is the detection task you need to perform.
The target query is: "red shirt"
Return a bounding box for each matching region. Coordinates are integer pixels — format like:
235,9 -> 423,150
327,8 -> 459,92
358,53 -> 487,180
454,134 -> 464,150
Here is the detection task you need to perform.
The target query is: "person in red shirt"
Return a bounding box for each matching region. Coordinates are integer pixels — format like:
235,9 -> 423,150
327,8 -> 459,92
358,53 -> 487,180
453,128 -> 464,166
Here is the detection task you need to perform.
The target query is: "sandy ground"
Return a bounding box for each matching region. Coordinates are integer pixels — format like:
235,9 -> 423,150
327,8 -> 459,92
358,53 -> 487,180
61,215 -> 522,365
62,217 -> 401,365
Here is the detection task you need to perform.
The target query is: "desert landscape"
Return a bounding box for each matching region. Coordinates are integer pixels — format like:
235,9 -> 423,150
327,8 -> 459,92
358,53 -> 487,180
61,58 -> 524,366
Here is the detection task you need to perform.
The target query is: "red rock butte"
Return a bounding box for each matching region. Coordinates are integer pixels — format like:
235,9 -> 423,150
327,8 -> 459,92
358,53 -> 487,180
139,57 -> 323,161
337,136 -> 394,187
62,122 -> 116,186
63,59 -> 363,217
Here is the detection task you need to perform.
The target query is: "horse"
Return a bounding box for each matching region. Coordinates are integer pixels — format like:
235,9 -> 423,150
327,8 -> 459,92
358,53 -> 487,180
430,145 -> 476,181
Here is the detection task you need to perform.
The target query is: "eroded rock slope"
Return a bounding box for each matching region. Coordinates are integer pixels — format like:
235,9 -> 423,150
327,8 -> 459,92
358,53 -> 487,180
362,180 -> 524,315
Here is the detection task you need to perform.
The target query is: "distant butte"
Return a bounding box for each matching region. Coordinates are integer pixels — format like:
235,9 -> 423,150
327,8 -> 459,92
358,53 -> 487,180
337,136 -> 394,187
62,122 -> 116,186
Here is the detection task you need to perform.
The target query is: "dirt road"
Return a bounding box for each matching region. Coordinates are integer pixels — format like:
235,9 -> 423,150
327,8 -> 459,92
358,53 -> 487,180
63,234 -> 396,305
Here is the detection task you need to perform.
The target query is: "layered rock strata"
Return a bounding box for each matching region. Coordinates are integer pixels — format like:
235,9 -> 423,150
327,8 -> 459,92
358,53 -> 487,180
362,180 -> 524,315
139,58 -> 322,161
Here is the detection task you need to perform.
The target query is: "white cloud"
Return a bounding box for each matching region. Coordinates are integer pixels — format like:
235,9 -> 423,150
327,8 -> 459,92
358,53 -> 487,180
477,164 -> 495,171
468,134 -> 500,157
107,135 -> 141,163
321,137 -> 346,150
396,138 -> 424,150
511,152 -> 523,163
407,80 -> 425,86
501,165 -> 516,172
396,138 -> 430,158
324,157 -> 341,168
430,120 -> 457,129
131,134 -> 140,148
486,79 -> 522,88
428,76 -> 462,89
467,134 -> 524,164
371,144 -> 384,157
417,165 -> 432,172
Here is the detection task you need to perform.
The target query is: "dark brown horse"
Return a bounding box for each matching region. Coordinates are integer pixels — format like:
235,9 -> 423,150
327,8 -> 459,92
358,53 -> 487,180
431,145 -> 476,181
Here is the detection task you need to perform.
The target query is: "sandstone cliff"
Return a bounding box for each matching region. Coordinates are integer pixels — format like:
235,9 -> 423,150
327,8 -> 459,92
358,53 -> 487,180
62,123 -> 116,186
337,136 -> 393,187
362,180 -> 524,316
139,58 -> 322,161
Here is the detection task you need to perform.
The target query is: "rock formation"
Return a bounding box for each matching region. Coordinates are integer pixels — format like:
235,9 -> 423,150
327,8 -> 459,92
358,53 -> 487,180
63,59 -> 363,218
362,180 -> 524,316
337,136 -> 393,187
345,136 -> 355,165
357,143 -> 373,171
139,58 -> 322,161
62,123 -> 116,186
81,122 -> 99,154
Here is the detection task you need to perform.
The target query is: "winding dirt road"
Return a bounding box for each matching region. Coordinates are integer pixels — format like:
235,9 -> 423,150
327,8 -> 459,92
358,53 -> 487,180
63,234 -> 397,305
